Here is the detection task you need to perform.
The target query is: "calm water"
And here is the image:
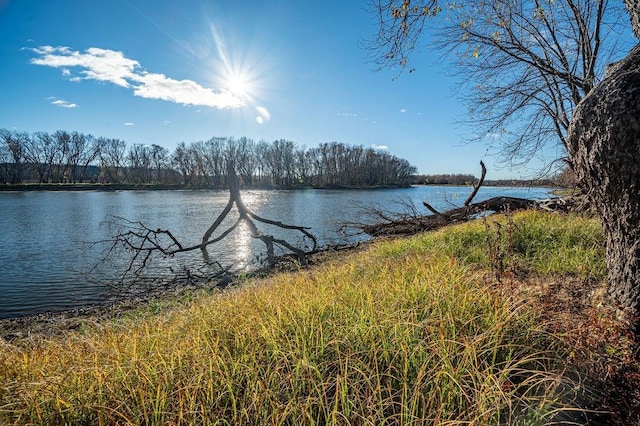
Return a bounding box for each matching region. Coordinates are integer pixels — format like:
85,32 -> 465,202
0,186 -> 554,319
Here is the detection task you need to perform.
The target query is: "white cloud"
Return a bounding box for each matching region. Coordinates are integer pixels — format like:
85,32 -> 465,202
371,144 -> 388,150
400,109 -> 407,113
29,45 -> 245,109
31,46 -> 137,88
123,122 -> 135,126
338,112 -> 357,117
47,96 -> 78,108
131,72 -> 242,108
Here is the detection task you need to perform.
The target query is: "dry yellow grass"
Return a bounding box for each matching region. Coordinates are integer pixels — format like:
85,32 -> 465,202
0,211 -> 616,425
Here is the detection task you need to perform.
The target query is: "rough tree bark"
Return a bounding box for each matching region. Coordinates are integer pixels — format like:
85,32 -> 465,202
627,0 -> 640,39
567,2 -> 640,317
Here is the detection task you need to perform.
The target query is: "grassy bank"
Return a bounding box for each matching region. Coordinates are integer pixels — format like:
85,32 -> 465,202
1,211 -> 636,425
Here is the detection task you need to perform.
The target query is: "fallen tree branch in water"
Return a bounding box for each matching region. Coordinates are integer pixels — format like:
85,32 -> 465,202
358,161 -> 572,237
362,196 -> 537,236
99,161 -> 317,288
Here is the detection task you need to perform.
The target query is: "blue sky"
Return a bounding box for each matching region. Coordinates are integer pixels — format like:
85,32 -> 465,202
0,1 -> 628,179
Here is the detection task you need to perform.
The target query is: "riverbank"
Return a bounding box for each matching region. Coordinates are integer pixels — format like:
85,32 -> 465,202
0,181 -> 555,192
0,243 -> 361,340
1,210 -> 638,424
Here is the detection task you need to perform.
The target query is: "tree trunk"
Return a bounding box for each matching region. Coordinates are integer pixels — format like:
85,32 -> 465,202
566,41 -> 640,317
625,0 -> 640,39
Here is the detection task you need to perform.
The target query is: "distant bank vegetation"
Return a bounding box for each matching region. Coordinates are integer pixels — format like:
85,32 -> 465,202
0,129 -> 416,189
1,128 -> 574,191
411,168 -> 575,188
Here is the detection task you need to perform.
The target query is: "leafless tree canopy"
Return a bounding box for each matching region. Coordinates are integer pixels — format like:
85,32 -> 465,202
366,0 -> 631,168
1,129 -> 416,188
366,0 -> 439,72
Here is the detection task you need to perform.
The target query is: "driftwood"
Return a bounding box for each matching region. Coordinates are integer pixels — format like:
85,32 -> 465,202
362,196 -> 536,236
361,160 -> 578,237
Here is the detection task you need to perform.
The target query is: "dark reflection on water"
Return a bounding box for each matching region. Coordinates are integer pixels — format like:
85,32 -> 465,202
0,186 -> 554,319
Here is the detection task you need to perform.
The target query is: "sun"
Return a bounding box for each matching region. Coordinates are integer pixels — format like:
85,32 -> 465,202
226,75 -> 249,98
224,72 -> 251,100
204,23 -> 272,123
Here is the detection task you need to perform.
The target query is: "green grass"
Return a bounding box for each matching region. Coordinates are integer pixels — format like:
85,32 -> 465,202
377,210 -> 604,278
0,211 -> 606,425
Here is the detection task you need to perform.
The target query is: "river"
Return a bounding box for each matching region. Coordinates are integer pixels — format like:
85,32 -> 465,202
0,185 -> 555,319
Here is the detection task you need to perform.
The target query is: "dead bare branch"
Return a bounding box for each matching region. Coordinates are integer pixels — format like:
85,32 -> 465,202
355,161 -> 542,236
99,161 -> 318,290
464,160 -> 487,207
422,201 -> 442,216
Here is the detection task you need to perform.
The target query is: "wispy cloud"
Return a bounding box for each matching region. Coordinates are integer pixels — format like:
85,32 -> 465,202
30,46 -> 244,109
371,144 -> 388,150
338,112 -> 357,117
400,109 -> 407,113
123,122 -> 135,126
47,96 -> 78,108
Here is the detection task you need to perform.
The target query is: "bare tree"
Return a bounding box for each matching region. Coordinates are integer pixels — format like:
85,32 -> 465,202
52,130 -> 71,183
64,131 -> 94,183
23,132 -> 59,183
0,129 -> 27,184
367,0 -> 630,166
171,142 -> 197,186
0,136 -> 11,184
149,144 -> 170,184
567,41 -> 640,319
99,138 -> 127,183
77,135 -> 104,183
367,0 -> 640,322
126,143 -> 153,184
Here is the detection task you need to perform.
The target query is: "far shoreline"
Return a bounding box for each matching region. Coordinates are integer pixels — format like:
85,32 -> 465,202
0,181 -> 559,192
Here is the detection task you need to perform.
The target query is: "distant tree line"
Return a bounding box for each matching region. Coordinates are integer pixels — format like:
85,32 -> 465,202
412,174 -> 477,185
412,172 -> 570,188
0,129 -> 417,188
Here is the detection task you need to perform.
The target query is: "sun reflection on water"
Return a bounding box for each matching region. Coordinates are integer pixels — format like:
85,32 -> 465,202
230,191 -> 269,269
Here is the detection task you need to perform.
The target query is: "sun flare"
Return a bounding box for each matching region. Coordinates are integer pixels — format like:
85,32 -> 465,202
225,73 -> 250,99
206,23 -> 272,123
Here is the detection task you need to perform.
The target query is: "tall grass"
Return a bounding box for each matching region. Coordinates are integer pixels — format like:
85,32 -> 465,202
0,211 -> 604,425
378,210 -> 605,279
